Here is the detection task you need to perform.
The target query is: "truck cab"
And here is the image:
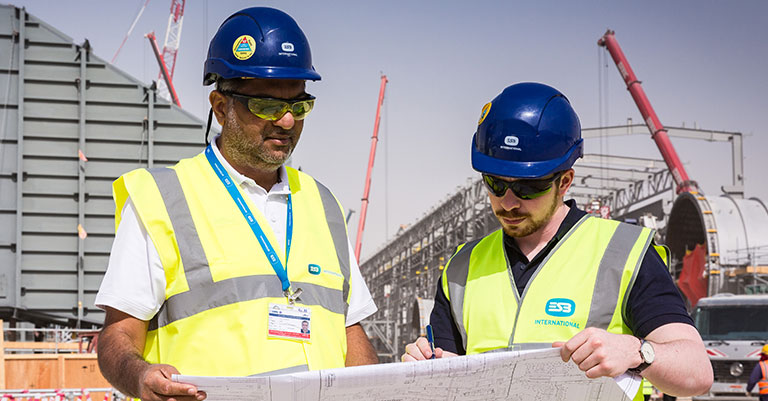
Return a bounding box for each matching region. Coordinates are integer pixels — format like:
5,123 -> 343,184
693,294 -> 768,400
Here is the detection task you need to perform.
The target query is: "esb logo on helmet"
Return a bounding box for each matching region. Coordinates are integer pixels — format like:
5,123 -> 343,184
504,136 -> 519,146
279,41 -> 297,57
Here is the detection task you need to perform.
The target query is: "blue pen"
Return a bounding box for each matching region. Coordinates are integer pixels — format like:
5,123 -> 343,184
426,324 -> 436,359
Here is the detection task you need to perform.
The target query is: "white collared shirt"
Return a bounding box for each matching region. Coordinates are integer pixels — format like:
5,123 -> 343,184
95,137 -> 377,326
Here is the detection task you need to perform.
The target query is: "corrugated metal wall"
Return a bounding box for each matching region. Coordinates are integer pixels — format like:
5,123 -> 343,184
0,5 -> 209,327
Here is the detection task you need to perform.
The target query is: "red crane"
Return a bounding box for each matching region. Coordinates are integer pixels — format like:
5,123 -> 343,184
145,32 -> 181,107
598,30 -> 697,194
156,0 -> 186,103
354,75 -> 389,262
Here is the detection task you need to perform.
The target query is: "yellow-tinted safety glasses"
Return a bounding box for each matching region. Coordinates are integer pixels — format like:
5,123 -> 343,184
223,91 -> 315,121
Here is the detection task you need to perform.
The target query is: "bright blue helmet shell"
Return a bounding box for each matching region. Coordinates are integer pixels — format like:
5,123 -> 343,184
471,82 -> 583,179
203,7 -> 321,85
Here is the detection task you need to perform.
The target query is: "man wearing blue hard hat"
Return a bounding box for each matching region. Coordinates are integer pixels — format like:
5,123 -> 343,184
403,83 -> 712,399
96,7 -> 378,400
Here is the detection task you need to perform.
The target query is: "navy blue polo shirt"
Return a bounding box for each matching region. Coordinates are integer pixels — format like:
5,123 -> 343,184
430,199 -> 694,355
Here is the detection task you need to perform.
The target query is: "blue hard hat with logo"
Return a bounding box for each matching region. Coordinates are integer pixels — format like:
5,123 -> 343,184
203,7 -> 321,85
471,82 -> 582,179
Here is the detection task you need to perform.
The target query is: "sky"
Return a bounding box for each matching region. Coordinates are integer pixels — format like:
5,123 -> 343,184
8,0 -> 768,260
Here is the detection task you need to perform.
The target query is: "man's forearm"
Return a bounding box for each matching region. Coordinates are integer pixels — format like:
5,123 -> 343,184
345,323 -> 379,366
97,325 -> 150,398
642,338 -> 713,396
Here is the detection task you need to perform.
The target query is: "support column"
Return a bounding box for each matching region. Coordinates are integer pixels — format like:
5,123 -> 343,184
13,7 -> 26,312
75,41 -> 88,327
147,85 -> 155,168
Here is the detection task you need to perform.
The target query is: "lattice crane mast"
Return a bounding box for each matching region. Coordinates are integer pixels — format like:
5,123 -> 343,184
155,0 -> 185,105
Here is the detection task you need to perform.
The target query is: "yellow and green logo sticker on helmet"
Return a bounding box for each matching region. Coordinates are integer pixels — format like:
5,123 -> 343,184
478,102 -> 492,125
232,35 -> 256,60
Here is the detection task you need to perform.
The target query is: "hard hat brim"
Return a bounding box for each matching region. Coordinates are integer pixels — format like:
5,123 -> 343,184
204,58 -> 321,85
471,134 -> 583,179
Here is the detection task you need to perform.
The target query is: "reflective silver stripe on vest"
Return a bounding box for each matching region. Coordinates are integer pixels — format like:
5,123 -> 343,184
148,277 -> 346,330
314,180 -> 351,317
445,239 -> 481,351
149,168 -> 213,289
249,364 -> 309,377
146,168 -> 349,330
622,228 -> 654,323
585,222 -> 647,329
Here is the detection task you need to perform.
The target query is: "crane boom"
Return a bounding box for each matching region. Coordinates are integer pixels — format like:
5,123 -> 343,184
354,75 -> 388,262
146,32 -> 181,107
597,29 -> 697,194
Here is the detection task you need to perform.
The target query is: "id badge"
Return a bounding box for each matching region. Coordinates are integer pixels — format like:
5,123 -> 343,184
268,303 -> 311,342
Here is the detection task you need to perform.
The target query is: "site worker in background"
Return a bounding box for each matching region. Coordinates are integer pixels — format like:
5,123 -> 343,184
402,82 -> 713,399
746,344 -> 768,400
95,7 -> 378,401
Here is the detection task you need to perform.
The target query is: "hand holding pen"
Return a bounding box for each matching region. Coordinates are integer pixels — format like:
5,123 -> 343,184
401,324 -> 458,362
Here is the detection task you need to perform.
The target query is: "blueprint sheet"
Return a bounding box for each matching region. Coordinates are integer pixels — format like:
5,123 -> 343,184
174,348 -> 640,401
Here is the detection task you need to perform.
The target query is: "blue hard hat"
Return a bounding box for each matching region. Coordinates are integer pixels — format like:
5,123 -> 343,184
203,7 -> 321,85
471,82 -> 582,179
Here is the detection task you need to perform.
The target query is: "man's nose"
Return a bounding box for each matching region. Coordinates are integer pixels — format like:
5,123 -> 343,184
499,189 -> 522,211
273,111 -> 295,129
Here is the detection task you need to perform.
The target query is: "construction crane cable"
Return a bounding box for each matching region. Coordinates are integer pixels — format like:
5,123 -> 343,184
597,46 -> 604,184
603,50 -> 611,180
384,78 -> 390,242
111,0 -> 151,64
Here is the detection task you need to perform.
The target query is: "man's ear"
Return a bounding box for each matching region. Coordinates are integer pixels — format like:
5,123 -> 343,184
558,169 -> 575,196
209,90 -> 228,126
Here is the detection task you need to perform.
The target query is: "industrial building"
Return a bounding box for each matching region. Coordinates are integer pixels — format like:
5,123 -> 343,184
0,4 -> 207,329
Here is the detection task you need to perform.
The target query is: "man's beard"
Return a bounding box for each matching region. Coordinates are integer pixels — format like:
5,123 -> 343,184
223,108 -> 295,171
495,193 -> 560,238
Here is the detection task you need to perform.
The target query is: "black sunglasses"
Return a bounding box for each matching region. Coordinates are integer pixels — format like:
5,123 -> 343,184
482,171 -> 564,199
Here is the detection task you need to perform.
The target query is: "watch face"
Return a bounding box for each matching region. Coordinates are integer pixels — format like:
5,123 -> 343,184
640,341 -> 655,363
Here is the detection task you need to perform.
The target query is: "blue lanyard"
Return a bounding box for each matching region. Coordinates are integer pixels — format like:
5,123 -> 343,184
205,145 -> 293,294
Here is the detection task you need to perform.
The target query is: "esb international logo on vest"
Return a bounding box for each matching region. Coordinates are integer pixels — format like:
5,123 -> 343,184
533,298 -> 580,329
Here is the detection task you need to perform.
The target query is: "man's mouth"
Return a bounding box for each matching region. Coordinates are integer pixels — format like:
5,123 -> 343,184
496,212 -> 528,225
265,136 -> 292,146
501,216 -> 526,225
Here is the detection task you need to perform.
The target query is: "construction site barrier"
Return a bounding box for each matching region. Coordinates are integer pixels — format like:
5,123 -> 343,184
0,388 -> 124,401
1,321 -> 109,395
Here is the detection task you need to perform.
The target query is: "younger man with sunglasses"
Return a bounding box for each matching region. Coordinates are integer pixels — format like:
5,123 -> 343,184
96,8 -> 378,401
402,83 -> 712,399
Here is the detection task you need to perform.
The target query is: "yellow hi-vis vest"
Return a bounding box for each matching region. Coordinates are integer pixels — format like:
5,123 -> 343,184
442,215 -> 657,401
112,153 -> 351,377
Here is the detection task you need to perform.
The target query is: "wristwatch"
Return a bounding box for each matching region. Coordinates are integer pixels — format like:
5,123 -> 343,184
628,338 -> 655,374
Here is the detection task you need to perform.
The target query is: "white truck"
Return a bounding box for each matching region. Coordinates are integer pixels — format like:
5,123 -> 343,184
692,294 -> 768,401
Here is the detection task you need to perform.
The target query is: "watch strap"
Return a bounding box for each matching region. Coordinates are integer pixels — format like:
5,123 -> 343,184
628,338 -> 652,374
